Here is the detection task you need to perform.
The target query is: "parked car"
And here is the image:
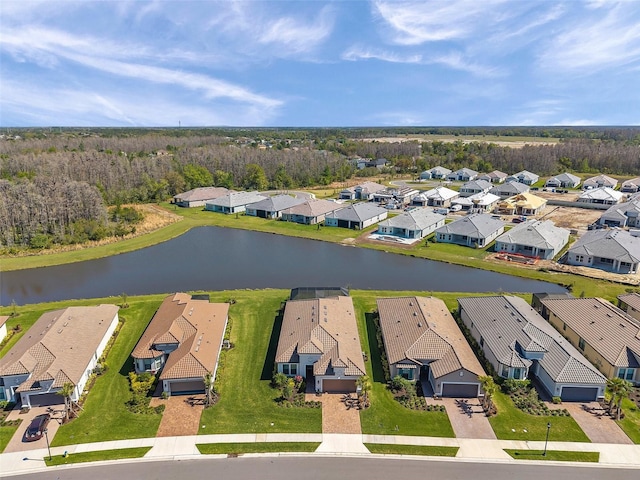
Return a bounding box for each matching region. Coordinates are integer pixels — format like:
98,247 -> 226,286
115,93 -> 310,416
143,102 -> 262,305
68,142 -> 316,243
512,217 -> 526,223
449,204 -> 462,212
24,413 -> 50,442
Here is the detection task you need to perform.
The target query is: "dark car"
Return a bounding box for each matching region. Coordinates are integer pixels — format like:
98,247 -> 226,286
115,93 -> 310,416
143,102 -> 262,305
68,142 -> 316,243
24,413 -> 50,442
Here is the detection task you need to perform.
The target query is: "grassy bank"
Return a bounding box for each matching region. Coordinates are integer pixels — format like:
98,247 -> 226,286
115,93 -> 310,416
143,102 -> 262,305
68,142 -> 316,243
44,447 -> 151,466
196,442 -> 320,455
365,444 -> 459,456
504,449 -> 599,462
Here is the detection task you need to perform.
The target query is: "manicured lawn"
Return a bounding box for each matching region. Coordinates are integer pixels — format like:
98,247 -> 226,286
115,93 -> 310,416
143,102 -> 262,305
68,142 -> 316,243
504,449 -> 599,462
0,422 -> 21,453
44,447 -> 151,466
196,442 -> 320,454
199,290 -> 322,434
51,298 -> 165,446
365,444 -> 459,456
489,391 -> 589,442
617,397 -> 640,444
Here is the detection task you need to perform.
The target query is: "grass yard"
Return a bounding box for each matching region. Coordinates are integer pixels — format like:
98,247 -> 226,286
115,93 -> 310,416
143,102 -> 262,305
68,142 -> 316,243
44,447 -> 151,466
365,444 -> 459,456
199,290 -> 322,434
617,397 -> 640,444
0,422 -> 21,453
504,449 -> 599,462
489,391 -> 589,442
196,442 -> 320,455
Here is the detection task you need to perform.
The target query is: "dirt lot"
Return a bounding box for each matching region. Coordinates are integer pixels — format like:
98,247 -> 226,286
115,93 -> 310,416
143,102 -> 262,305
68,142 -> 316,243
538,205 -> 602,232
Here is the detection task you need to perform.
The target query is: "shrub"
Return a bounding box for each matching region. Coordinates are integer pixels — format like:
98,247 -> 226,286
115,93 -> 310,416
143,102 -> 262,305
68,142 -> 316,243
552,396 -> 562,404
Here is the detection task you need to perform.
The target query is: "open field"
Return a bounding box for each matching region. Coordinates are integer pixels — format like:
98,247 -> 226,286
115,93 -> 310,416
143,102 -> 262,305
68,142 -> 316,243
356,134 -> 560,148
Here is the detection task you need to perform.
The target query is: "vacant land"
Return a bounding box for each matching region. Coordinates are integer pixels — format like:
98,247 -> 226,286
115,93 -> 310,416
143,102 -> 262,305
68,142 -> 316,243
357,134 -> 560,148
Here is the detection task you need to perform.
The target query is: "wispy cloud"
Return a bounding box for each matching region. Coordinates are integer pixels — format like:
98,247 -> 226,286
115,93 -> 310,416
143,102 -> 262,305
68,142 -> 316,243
258,5 -> 335,54
342,45 -> 422,63
431,52 -> 504,78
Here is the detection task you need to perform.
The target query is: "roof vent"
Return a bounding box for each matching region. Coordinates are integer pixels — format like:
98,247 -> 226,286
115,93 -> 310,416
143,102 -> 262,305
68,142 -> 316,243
413,312 -> 418,317
417,322 -> 422,328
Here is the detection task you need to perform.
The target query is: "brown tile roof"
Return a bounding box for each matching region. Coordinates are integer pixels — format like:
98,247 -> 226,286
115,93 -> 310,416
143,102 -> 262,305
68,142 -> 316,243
376,297 -> 485,380
618,292 -> 640,312
131,293 -> 229,380
0,316 -> 8,329
281,199 -> 341,218
174,187 -> 231,203
540,297 -> 640,368
275,296 -> 365,377
0,305 -> 119,390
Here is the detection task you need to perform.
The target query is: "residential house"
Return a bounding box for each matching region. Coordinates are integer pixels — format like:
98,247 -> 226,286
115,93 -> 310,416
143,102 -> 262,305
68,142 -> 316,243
621,177 -> 640,194
421,166 -> 452,180
377,297 -> 485,397
459,179 -> 492,197
618,292 -> 640,322
274,295 -> 365,393
477,170 -> 508,184
325,203 -> 388,229
451,192 -> 500,213
205,191 -> 267,214
339,181 -> 386,200
281,199 -> 342,225
0,305 -> 119,408
351,157 -> 369,170
446,168 -> 478,182
435,213 -> 505,248
458,296 -> 607,401
598,198 -> 640,227
583,174 -> 618,190
537,296 -> 640,385
371,187 -> 420,207
131,293 -> 229,396
245,194 -> 305,219
368,158 -> 388,170
489,181 -> 530,199
566,229 -> 640,274
506,170 -> 539,185
545,173 -> 581,189
411,186 -> 459,207
377,209 -> 445,240
0,316 -> 7,344
495,220 -> 569,260
496,192 -> 547,216
578,187 -> 624,206
173,187 -> 232,208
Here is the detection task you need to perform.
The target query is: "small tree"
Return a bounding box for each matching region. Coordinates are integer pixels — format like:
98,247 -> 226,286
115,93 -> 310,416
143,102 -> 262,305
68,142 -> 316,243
203,372 -> 214,407
356,375 -> 372,408
615,379 -> 633,420
479,375 -> 497,412
606,377 -> 626,415
59,382 -> 75,421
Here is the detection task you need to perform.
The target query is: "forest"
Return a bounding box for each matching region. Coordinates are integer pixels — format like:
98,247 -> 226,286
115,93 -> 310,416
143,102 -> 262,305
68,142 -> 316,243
1,126 -> 640,250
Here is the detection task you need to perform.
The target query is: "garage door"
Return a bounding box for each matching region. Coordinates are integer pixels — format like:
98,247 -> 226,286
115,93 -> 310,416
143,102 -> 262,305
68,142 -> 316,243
27,393 -> 64,407
323,379 -> 356,393
169,380 -> 205,395
441,383 -> 479,398
560,386 -> 599,402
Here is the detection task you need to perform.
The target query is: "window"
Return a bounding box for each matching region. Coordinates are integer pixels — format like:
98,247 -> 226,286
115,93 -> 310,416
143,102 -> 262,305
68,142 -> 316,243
282,364 -> 297,376
513,368 -> 522,379
578,337 -> 586,350
398,368 -> 414,380
576,255 -> 584,262
618,368 -> 635,381
500,365 -> 509,378
0,389 -> 5,401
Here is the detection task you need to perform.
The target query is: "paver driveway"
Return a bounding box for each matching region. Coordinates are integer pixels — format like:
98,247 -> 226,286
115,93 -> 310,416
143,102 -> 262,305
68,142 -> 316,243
441,397 -> 496,439
151,395 -> 204,437
307,393 -> 362,434
3,405 -> 64,453
559,401 -> 632,444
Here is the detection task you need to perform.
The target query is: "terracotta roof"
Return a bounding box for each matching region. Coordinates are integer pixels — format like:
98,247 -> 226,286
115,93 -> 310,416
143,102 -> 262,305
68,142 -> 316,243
0,305 -> 119,390
275,296 -> 365,377
131,293 -> 229,380
376,297 -> 485,380
618,292 -> 640,312
0,316 -> 8,329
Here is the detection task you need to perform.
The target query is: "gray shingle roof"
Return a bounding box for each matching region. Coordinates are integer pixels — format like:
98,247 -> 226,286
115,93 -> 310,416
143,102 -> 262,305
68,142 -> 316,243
174,187 -> 231,202
511,170 -> 539,182
583,174 -> 618,188
461,179 -> 492,191
490,181 -> 530,196
578,187 -> 623,202
496,220 -> 569,251
600,199 -> 640,223
248,194 -> 305,213
547,173 -> 581,185
326,202 -> 387,222
458,296 -> 607,385
282,199 -> 341,217
208,191 -> 266,208
428,166 -> 452,176
436,213 -> 504,239
569,229 -> 640,264
378,209 -> 445,231
478,170 -> 508,181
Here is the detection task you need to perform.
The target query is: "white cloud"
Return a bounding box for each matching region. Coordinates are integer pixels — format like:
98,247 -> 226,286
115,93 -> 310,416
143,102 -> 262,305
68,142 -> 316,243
342,45 -> 422,63
431,52 -> 504,78
258,6 -> 334,54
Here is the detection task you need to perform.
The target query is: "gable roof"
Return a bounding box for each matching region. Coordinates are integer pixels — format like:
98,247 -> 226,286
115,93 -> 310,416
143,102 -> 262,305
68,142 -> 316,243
618,292 -> 640,312
584,174 -> 618,188
275,296 -> 365,377
453,191 -> 500,207
460,179 -> 492,191
378,209 -> 445,231
511,170 -> 539,182
490,181 -> 530,196
173,187 -> 231,202
450,167 -> 478,177
422,186 -> 459,201
569,229 -> 640,264
349,181 -> 386,194
540,297 -> 640,369
436,213 -> 504,239
326,202 -> 387,223
499,192 -> 547,210
0,305 -> 119,390
131,293 -> 229,380
377,297 -> 485,379
496,220 -> 569,251
248,194 -> 305,213
208,191 -> 266,208
547,172 -> 581,185
622,177 -> 640,190
282,199 -> 341,218
579,187 -> 623,202
428,166 -> 452,176
478,170 -> 508,181
458,296 -> 606,385
600,198 -> 640,222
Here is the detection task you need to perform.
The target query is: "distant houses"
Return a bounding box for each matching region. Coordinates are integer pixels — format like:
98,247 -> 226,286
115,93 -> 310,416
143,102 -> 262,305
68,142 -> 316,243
339,182 -> 386,201
205,191 -> 267,214
245,194 -> 305,219
420,166 -> 451,180
478,170 -> 508,184
173,187 -> 231,208
325,203 -> 388,230
377,209 -> 445,240
507,170 -> 539,185
495,220 -> 569,260
412,186 -> 459,207
447,168 -> 478,182
583,174 -> 618,190
435,213 -> 505,248
451,191 -> 500,213
566,229 -> 640,274
545,173 -> 581,189
489,181 -> 530,199
459,179 -> 492,197
621,177 -> 640,194
281,199 -> 342,225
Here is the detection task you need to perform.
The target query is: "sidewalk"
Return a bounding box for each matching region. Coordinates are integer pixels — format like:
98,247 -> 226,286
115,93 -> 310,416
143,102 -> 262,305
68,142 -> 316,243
1,433 -> 639,477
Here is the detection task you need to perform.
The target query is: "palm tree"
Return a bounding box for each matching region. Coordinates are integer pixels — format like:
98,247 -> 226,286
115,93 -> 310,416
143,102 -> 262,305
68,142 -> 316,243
203,372 -> 214,407
356,375 -> 372,408
606,378 -> 626,415
479,375 -> 497,412
615,379 -> 633,421
59,382 -> 75,422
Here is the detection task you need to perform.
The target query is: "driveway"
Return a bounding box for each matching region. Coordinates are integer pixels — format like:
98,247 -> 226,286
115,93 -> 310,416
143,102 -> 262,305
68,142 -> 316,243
3,405 -> 64,453
151,395 -> 204,437
307,393 -> 362,434
441,397 -> 496,439
559,401 -> 633,444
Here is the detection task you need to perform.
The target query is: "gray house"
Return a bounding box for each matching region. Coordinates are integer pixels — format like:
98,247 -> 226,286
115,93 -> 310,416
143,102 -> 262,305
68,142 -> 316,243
325,203 -> 388,230
377,209 -> 445,240
205,191 -> 267,214
598,199 -> 640,227
566,229 -> 640,274
412,186 -> 459,207
435,213 -> 505,248
339,182 -> 386,200
458,296 -> 607,401
281,199 -> 342,225
621,177 -> 640,194
173,187 -> 232,208
545,173 -> 581,189
420,166 -> 451,180
495,220 -> 570,260
245,194 -> 305,219
577,187 -> 623,206
459,179 -> 492,197
583,174 -> 618,190
507,170 -> 539,185
489,181 -> 530,199
377,297 -> 485,397
447,168 -> 478,182
451,192 -> 500,213
478,170 -> 508,184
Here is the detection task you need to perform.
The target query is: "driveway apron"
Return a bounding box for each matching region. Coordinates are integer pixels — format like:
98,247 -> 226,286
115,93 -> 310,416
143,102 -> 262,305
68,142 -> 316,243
559,401 -> 633,444
151,395 -> 204,437
441,397 -> 496,439
3,405 -> 63,454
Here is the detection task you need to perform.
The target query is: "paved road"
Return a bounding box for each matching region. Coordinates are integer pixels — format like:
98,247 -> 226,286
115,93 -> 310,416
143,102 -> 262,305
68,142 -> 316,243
5,456 -> 637,480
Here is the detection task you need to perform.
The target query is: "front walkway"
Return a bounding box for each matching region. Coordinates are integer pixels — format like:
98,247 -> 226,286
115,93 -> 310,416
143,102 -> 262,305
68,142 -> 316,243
440,398 -> 496,440
560,402 -> 632,445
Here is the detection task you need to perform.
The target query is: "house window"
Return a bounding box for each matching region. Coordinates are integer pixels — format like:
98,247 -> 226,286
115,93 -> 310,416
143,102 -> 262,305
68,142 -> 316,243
618,368 -> 635,381
0,389 -> 5,401
600,257 -> 614,264
576,255 -> 584,262
398,368 -> 414,380
282,364 -> 297,376
513,368 -> 523,379
578,337 -> 586,350
500,365 -> 509,378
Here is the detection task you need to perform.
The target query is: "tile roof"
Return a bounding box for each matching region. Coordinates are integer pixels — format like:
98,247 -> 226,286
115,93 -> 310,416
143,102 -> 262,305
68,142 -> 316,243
458,296 -> 607,385
207,191 -> 266,208
539,297 -> 640,369
173,187 -> 231,202
496,220 -> 569,251
131,293 -> 229,380
0,305 -> 119,390
281,199 -> 341,218
377,297 -> 485,380
568,229 -> 640,264
248,194 -> 305,213
275,296 -> 365,377
618,292 -> 640,312
377,209 -> 445,231
435,213 -> 504,239
326,202 -> 387,223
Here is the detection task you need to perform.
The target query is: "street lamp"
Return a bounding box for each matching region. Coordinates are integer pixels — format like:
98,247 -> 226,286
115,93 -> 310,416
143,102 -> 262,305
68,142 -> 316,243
44,428 -> 51,461
543,422 -> 551,456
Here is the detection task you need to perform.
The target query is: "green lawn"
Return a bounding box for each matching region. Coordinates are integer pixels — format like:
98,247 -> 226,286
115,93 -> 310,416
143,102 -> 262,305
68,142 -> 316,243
198,290 -> 322,434
489,391 -> 589,442
504,449 -> 599,462
0,422 -> 21,453
617,397 -> 640,444
44,447 -> 151,466
196,442 -> 320,454
365,444 -> 459,456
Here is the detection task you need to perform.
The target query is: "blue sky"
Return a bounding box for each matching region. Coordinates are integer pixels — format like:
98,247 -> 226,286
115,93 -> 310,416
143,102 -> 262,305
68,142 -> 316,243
1,0 -> 640,127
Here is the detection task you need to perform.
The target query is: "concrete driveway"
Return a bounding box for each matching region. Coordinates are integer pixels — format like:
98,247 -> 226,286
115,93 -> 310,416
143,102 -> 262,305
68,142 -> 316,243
559,401 -> 632,444
441,397 -> 496,439
3,405 -> 64,453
